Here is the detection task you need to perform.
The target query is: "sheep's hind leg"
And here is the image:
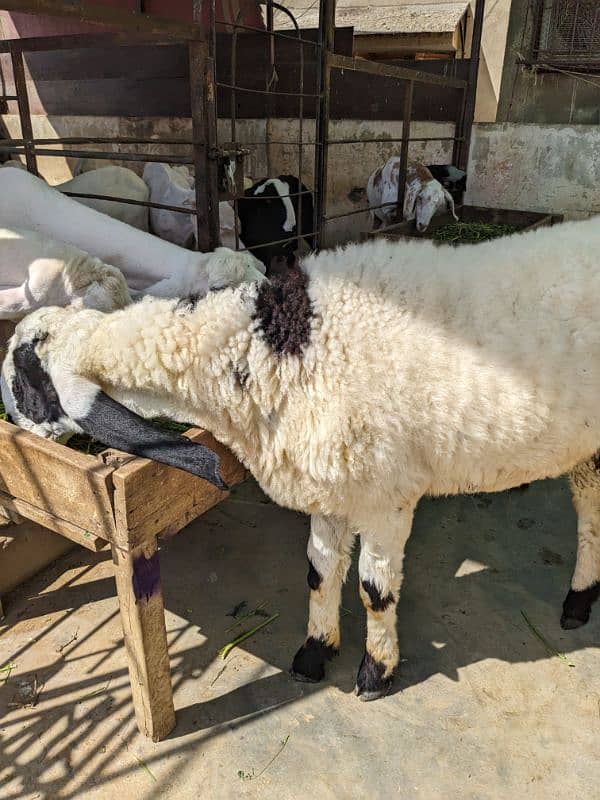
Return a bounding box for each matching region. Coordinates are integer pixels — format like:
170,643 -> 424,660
290,514 -> 355,683
356,506 -> 415,701
563,459 -> 600,629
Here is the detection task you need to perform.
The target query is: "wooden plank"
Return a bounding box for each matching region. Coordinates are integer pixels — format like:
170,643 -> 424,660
0,420 -> 117,539
0,491 -> 106,551
111,537 -> 175,741
111,429 -> 246,548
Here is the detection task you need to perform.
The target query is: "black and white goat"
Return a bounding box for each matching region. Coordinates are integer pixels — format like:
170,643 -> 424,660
237,175 -> 315,275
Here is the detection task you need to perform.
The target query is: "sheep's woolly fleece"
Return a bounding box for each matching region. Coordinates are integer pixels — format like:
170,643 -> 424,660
6,216 -> 600,527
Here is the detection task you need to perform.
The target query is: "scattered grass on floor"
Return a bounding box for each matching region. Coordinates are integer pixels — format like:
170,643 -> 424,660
433,221 -> 518,244
220,612 -> 280,659
0,398 -> 192,455
520,609 -> 575,667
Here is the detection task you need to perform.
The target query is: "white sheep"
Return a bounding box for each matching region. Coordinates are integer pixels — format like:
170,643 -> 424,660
142,162 -> 240,249
0,168 -> 265,300
367,157 -> 458,232
56,166 -> 150,231
5,216 -> 600,702
0,227 -> 131,319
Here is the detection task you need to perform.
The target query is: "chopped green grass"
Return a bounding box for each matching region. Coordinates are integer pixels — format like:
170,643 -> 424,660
0,398 -> 192,455
433,221 -> 518,244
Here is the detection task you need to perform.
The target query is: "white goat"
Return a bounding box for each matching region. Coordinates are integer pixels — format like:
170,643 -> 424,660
56,166 -> 150,231
0,168 -> 265,299
367,157 -> 458,232
142,162 -> 240,250
5,217 -> 600,703
0,228 -> 131,319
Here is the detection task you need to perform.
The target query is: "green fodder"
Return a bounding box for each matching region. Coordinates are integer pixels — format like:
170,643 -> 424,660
432,221 -> 518,244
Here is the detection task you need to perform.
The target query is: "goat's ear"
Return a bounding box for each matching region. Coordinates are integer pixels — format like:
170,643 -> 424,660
444,188 -> 458,221
403,181 -> 420,221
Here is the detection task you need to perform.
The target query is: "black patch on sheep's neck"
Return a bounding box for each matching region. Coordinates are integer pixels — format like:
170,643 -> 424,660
561,582 -> 600,629
361,579 -> 394,612
253,267 -> 313,356
11,339 -> 65,424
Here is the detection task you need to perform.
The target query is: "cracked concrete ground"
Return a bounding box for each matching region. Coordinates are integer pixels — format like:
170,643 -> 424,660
0,477 -> 599,799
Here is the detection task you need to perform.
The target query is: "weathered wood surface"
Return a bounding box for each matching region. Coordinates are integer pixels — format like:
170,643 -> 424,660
0,490 -> 105,551
111,537 -> 176,741
0,420 -> 116,539
111,428 -> 246,548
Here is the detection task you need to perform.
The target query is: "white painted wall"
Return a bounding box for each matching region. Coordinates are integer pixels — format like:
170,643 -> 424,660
466,123 -> 600,220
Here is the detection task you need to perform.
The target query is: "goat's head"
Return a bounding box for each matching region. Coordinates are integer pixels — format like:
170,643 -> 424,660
407,180 -> 459,233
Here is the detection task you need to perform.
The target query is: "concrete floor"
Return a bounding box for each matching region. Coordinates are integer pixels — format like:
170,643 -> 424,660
0,477 -> 599,799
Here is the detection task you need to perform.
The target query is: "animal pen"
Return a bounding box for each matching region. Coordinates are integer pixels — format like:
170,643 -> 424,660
0,0 -> 485,741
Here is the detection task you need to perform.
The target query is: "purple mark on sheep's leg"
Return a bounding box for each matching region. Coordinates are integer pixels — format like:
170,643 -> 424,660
132,550 -> 161,604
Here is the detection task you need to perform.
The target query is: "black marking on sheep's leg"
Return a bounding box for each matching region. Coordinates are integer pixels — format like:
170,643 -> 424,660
561,582 -> 600,629
360,579 -> 394,612
354,651 -> 393,701
11,340 -> 66,424
75,391 -> 228,491
307,558 -> 322,591
253,267 -> 313,356
290,636 -> 338,683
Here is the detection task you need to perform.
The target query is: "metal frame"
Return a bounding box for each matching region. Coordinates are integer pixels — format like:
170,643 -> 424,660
0,0 -> 485,258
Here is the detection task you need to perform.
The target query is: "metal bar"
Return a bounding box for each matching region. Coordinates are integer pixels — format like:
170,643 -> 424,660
214,18 -> 320,47
324,201 -> 399,222
216,82 -> 319,98
314,0 -> 336,249
0,145 -> 196,164
452,86 -> 467,168
327,52 -> 467,89
0,32 -> 195,54
457,0 -> 485,171
190,0 -> 220,252
239,230 -> 320,252
0,1 -> 205,41
9,47 -> 37,175
62,191 -> 196,215
396,80 -> 413,221
327,136 -> 463,145
0,136 -> 201,146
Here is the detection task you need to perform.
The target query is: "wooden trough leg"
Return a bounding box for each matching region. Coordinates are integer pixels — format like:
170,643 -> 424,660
111,538 -> 176,741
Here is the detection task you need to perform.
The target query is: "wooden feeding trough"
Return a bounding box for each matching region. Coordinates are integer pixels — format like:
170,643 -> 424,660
0,416 -> 245,741
365,205 -> 563,243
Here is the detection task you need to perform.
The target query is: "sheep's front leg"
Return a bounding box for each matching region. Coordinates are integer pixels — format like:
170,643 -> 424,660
290,514 -> 354,683
564,460 -> 600,628
356,506 -> 415,701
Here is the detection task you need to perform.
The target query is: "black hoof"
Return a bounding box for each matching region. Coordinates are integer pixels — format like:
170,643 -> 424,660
561,584 -> 600,630
354,651 -> 392,701
290,636 -> 338,684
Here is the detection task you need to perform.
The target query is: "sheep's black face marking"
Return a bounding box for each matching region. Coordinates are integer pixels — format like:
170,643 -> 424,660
361,579 -> 394,612
11,339 -> 65,424
561,583 -> 600,629
253,268 -> 313,356
290,636 -> 338,683
307,559 -> 322,591
355,650 -> 392,701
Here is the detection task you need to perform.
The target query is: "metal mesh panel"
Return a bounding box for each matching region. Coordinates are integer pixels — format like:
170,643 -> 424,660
534,0 -> 600,70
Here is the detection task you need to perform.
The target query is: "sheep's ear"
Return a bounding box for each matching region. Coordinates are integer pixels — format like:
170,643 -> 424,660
51,371 -> 229,490
444,188 -> 458,221
403,181 -> 420,220
73,390 -> 229,490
